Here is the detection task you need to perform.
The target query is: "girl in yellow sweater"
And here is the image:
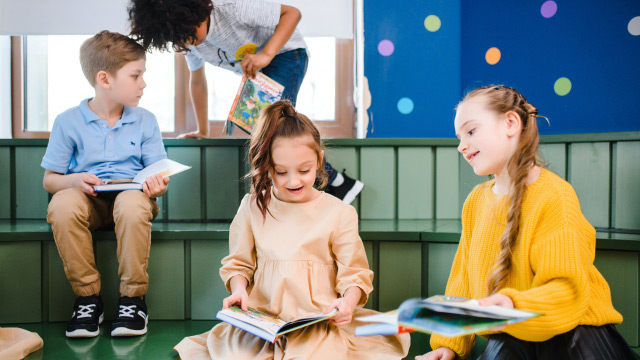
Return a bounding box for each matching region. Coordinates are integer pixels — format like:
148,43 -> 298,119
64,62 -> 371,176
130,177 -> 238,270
418,86 -> 638,360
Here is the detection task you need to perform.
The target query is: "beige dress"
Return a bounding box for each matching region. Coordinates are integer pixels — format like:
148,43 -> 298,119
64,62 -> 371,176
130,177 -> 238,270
0,327 -> 43,359
175,192 -> 410,359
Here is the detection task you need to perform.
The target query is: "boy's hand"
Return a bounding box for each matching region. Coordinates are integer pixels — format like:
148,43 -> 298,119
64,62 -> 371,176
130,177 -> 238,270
177,129 -> 208,139
240,52 -> 274,78
72,173 -> 103,197
323,287 -> 362,327
143,174 -> 170,198
415,347 -> 456,360
223,288 -> 249,312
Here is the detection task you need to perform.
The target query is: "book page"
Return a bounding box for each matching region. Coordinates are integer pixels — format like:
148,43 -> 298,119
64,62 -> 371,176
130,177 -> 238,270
218,307 -> 286,335
132,159 -> 191,184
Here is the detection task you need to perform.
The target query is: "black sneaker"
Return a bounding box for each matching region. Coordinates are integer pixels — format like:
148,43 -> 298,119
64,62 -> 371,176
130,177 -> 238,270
326,171 -> 364,204
111,296 -> 148,337
66,295 -> 104,338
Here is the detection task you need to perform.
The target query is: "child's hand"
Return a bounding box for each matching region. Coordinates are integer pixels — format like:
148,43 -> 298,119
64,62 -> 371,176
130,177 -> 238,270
240,52 -> 274,78
415,347 -> 456,360
223,288 -> 249,312
323,287 -> 362,327
143,174 -> 170,198
72,173 -> 103,196
478,293 -> 514,308
478,293 -> 514,331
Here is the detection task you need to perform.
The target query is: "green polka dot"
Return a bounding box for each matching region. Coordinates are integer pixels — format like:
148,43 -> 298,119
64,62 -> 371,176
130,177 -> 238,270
554,77 -> 572,96
424,15 -> 441,32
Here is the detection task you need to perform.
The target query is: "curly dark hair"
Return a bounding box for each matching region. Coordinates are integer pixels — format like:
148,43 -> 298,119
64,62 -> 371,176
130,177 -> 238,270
128,0 -> 213,52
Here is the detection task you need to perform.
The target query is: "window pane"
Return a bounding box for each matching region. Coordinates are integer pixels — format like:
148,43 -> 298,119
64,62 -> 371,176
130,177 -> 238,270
204,37 -> 336,121
24,35 -> 175,132
0,36 -> 10,138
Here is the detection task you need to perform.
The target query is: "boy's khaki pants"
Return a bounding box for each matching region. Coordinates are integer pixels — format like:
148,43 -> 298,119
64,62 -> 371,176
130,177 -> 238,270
47,188 -> 158,298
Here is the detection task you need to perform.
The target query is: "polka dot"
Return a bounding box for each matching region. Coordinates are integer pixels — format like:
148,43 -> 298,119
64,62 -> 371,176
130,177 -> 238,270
485,47 -> 501,65
378,40 -> 394,56
397,98 -> 414,114
540,1 -> 557,18
424,15 -> 441,32
554,77 -> 572,96
629,16 -> 640,36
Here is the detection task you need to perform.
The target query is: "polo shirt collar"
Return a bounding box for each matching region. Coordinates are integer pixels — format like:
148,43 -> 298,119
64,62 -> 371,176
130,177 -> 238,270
79,98 -> 137,125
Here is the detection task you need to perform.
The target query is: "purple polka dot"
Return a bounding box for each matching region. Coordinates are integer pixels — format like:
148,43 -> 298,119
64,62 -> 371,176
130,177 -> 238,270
378,40 -> 394,56
541,1 -> 557,18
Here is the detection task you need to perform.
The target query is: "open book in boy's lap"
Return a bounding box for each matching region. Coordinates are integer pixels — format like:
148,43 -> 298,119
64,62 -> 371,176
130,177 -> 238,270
93,158 -> 190,192
355,295 -> 541,338
216,306 -> 337,344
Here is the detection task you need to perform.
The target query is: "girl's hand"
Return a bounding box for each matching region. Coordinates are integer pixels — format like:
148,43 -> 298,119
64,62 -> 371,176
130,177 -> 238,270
222,288 -> 249,312
478,293 -> 514,308
323,287 -> 362,327
71,172 -> 103,196
478,293 -> 514,331
415,347 -> 456,360
240,52 -> 274,78
143,174 -> 170,198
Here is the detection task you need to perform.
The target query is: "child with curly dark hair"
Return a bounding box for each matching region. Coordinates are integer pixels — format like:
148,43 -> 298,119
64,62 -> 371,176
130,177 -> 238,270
128,0 -> 365,204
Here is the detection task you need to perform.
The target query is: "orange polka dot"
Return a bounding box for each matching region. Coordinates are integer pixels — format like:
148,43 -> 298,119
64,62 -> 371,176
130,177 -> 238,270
485,47 -> 501,65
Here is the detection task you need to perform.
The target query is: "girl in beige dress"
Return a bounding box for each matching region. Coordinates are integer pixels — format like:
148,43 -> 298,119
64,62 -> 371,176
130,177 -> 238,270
174,100 -> 410,359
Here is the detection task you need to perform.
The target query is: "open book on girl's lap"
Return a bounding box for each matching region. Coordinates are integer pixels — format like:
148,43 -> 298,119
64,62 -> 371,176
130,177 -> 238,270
216,306 -> 337,343
93,159 -> 191,192
355,296 -> 541,337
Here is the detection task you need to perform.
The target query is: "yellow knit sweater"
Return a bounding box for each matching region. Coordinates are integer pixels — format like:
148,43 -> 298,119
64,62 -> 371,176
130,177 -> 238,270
430,168 -> 622,359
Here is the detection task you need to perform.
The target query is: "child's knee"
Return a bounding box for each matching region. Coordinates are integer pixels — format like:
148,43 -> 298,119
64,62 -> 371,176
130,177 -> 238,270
47,188 -> 91,224
113,191 -> 155,223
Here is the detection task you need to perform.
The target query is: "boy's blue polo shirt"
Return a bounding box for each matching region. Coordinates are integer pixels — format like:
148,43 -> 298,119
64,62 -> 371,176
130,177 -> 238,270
41,98 -> 167,181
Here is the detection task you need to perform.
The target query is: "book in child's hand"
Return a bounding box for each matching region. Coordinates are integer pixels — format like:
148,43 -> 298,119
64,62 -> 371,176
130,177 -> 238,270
227,72 -> 284,134
355,295 -> 541,338
216,306 -> 337,343
93,158 -> 191,192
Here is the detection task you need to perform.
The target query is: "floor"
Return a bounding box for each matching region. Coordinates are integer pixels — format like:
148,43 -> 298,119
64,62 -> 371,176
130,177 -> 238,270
15,321 -> 217,360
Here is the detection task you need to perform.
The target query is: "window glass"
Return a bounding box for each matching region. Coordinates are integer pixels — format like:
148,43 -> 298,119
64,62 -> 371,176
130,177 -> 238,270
23,35 -> 175,132
0,36 -> 10,138
205,37 -> 336,122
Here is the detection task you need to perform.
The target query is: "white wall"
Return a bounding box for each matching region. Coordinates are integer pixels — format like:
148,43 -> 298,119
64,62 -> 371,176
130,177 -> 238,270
0,0 -> 353,38
0,36 -> 11,138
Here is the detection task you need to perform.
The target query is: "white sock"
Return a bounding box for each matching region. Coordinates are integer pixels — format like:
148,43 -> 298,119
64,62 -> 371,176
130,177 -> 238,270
331,172 -> 344,187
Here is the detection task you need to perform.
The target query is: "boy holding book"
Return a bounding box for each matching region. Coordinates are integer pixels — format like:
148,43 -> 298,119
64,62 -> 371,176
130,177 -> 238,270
41,30 -> 169,338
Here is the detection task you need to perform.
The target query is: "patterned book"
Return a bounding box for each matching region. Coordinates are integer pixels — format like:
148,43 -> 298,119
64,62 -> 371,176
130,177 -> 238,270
227,72 -> 284,134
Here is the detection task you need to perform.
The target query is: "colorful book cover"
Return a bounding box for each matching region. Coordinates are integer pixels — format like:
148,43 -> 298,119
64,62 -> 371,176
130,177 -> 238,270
355,296 -> 541,338
227,72 -> 284,133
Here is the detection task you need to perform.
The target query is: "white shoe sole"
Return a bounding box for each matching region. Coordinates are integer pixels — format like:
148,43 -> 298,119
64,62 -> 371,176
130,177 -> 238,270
111,315 -> 148,337
342,180 -> 364,204
66,313 -> 104,338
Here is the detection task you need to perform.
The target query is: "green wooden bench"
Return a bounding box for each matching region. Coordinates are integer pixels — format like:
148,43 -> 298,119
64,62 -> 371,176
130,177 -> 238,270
1,134 -> 639,357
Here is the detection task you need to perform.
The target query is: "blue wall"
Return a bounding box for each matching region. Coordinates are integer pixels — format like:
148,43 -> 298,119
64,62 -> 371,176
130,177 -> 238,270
364,0 -> 640,137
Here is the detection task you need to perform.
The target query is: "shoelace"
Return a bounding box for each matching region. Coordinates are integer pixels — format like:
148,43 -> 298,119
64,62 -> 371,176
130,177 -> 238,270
118,304 -> 136,318
76,304 -> 96,319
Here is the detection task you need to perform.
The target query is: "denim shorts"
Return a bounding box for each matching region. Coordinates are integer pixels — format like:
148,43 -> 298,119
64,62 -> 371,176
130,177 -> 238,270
261,48 -> 308,106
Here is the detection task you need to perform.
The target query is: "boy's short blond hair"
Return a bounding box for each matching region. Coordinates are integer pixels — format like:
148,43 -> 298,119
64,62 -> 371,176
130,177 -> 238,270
80,30 -> 146,87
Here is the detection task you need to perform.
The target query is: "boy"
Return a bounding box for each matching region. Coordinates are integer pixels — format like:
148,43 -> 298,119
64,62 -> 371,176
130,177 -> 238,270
41,31 -> 169,338
128,0 -> 364,204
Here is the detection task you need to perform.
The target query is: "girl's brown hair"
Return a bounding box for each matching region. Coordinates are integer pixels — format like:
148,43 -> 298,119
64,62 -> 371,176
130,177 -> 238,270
248,100 -> 327,219
460,85 -> 544,296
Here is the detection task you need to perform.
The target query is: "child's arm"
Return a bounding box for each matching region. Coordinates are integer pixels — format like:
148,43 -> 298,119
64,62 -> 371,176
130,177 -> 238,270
323,286 -> 363,326
415,347 -> 456,360
222,275 -> 250,311
43,170 -> 103,196
240,5 -> 301,78
179,67 -> 209,139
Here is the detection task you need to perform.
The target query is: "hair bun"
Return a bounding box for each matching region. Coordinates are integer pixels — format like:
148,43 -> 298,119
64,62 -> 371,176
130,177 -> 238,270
523,103 -> 538,116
